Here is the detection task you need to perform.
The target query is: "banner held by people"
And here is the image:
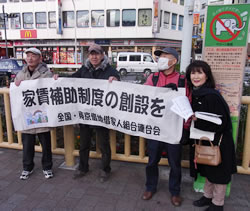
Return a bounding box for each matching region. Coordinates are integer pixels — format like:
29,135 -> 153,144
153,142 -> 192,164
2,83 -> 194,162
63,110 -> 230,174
10,78 -> 185,144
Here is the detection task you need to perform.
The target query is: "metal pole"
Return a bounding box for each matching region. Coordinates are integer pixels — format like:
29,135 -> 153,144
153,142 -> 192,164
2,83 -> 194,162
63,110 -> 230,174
72,0 -> 77,64
2,5 -> 8,58
180,0 -> 195,73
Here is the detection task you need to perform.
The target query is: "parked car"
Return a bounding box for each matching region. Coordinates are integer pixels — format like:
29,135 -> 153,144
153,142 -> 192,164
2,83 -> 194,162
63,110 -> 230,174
0,58 -> 25,86
116,52 -> 158,76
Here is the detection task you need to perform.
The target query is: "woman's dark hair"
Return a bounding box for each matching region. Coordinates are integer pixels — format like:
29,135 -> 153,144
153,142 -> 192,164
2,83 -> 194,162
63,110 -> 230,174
185,60 -> 216,89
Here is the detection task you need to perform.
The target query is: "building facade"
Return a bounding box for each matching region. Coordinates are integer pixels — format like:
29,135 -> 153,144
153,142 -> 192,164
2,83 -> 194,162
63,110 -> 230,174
0,0 -> 185,68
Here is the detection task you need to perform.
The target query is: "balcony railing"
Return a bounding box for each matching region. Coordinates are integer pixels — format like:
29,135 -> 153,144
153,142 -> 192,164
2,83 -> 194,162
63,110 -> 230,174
0,87 -> 249,174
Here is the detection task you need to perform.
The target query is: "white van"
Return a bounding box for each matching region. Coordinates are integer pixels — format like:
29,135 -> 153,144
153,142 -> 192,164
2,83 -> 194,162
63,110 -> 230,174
116,52 -> 158,75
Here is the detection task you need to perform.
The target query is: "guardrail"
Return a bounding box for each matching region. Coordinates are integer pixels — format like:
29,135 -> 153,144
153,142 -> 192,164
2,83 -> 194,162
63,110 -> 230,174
0,88 -> 249,174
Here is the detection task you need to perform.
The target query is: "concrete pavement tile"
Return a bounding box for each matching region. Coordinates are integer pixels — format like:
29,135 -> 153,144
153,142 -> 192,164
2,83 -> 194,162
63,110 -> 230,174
52,207 -> 74,211
35,199 -> 57,210
47,189 -> 66,202
74,205 -> 95,211
97,193 -> 119,204
115,198 -> 137,211
75,195 -> 99,207
37,183 -> 56,194
85,186 -> 106,196
7,193 -> 27,205
105,182 -> 125,195
0,180 -> 11,190
56,197 -> 80,209
93,202 -> 115,211
0,202 -> 17,211
12,198 -> 39,211
66,188 -> 86,199
1,180 -> 25,195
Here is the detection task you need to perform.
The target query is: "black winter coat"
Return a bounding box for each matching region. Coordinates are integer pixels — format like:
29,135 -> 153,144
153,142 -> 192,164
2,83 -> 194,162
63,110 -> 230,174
71,57 -> 120,80
189,86 -> 237,184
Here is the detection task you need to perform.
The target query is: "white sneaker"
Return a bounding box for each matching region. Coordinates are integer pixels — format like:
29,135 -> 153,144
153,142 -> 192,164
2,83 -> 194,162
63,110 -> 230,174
20,170 -> 33,180
43,169 -> 53,179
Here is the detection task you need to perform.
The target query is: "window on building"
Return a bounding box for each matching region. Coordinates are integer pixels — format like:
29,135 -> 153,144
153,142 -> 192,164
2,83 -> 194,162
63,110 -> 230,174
48,11 -> 56,28
129,55 -> 141,61
107,9 -> 120,27
91,10 -> 104,27
0,0 -> 7,2
171,13 -> 177,30
11,13 -> 21,29
23,12 -> 33,29
122,9 -> 136,26
77,10 -> 89,27
9,0 -> 20,2
138,9 -> 152,26
22,0 -> 32,2
180,0 -> 184,5
202,3 -> 206,9
0,13 -> 8,29
172,0 -> 178,3
35,12 -> 46,28
178,15 -> 183,30
35,0 -> 46,1
163,11 -> 170,29
63,11 -> 74,28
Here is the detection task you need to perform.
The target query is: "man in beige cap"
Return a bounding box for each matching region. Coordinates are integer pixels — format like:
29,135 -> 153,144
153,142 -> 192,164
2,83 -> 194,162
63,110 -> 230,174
15,47 -> 54,180
72,43 -> 120,182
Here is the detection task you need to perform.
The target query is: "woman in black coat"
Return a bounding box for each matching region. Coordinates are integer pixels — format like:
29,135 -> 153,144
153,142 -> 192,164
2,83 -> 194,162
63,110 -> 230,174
185,61 -> 237,211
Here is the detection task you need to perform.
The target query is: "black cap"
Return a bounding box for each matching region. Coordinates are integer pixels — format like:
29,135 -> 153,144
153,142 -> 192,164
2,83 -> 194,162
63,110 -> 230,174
154,47 -> 179,61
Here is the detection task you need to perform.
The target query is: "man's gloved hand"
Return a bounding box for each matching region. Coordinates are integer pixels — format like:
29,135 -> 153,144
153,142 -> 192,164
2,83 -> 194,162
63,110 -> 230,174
164,83 -> 178,91
180,128 -> 190,145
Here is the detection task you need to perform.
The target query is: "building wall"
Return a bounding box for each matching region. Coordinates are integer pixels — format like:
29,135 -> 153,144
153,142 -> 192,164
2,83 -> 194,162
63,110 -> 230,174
1,0 -> 184,40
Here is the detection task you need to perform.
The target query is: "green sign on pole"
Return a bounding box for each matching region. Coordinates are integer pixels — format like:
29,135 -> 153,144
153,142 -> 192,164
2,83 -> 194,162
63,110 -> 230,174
205,4 -> 250,47
195,4 -> 250,196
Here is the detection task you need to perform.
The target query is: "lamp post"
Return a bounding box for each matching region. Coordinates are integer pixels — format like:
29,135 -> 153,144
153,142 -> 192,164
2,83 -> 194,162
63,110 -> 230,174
72,0 -> 77,64
2,5 -> 8,58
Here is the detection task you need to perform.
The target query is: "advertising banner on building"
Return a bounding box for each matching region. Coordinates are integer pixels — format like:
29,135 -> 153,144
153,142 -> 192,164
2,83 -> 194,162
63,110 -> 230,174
10,78 -> 185,144
197,3 -> 250,194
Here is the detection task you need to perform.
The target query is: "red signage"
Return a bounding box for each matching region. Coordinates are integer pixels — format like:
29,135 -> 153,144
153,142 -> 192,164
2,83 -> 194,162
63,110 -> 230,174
20,30 -> 37,39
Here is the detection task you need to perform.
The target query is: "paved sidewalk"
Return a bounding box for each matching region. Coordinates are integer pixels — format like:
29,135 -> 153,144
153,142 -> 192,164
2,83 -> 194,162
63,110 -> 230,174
0,148 -> 249,211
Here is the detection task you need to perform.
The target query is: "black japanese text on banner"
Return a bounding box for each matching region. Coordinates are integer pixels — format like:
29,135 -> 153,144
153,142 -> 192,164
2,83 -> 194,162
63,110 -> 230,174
10,78 -> 185,144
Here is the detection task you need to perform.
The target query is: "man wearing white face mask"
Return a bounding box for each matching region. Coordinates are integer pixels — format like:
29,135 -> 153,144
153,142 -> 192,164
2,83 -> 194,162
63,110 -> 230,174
142,48 -> 190,207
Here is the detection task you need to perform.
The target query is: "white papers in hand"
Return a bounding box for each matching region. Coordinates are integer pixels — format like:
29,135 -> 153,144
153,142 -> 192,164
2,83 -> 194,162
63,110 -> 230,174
190,121 -> 215,140
170,96 -> 193,121
195,112 -> 222,125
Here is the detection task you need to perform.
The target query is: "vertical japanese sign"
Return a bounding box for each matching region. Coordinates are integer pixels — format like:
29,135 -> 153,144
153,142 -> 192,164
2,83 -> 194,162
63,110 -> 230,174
196,4 -> 250,194
152,0 -> 160,33
56,0 -> 63,35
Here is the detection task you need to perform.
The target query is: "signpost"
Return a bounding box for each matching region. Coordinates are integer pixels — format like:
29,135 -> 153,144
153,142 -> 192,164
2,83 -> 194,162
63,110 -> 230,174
195,3 -> 250,195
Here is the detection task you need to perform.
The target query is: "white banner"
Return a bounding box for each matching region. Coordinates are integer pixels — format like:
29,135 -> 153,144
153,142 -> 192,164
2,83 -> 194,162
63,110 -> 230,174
10,78 -> 185,144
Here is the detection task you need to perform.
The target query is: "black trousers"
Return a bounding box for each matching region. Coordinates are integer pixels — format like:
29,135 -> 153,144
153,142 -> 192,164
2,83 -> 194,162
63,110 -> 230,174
79,125 -> 111,173
22,132 -> 53,171
146,139 -> 182,196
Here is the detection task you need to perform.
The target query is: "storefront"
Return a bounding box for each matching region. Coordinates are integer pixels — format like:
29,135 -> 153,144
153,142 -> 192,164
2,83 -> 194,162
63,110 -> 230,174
13,38 -> 181,68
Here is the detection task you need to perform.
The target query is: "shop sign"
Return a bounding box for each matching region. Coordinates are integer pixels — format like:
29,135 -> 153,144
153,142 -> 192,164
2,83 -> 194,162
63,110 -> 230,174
94,39 -> 110,45
152,0 -> 160,33
193,13 -> 200,25
0,41 -> 13,47
20,30 -> 37,39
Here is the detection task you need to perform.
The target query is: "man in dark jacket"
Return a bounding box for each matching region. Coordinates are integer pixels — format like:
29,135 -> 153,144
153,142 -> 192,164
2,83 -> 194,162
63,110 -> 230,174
72,44 -> 120,182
